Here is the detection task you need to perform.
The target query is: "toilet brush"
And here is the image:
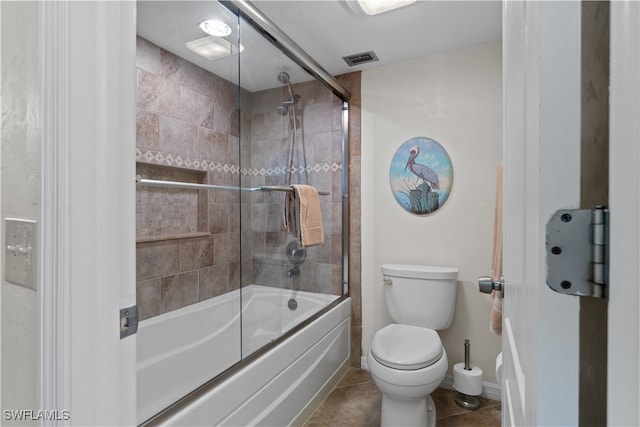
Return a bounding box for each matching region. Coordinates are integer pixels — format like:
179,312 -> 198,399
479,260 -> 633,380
453,339 -> 482,410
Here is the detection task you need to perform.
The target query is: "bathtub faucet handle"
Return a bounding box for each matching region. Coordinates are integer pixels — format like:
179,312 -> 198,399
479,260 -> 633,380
287,266 -> 300,278
286,241 -> 307,266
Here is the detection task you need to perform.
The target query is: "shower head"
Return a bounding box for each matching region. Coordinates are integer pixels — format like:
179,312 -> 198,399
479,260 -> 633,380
276,94 -> 301,116
276,104 -> 289,116
277,71 -> 298,102
277,71 -> 301,116
277,71 -> 290,85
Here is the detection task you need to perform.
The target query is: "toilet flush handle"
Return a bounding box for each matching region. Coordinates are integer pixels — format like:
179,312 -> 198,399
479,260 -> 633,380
383,277 -> 393,286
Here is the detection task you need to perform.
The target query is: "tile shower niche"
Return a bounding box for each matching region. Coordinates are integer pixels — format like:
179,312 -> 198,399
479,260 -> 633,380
135,162 -> 218,320
136,162 -> 208,242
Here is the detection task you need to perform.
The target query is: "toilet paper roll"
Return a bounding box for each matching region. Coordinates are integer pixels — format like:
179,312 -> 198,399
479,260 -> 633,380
453,362 -> 483,396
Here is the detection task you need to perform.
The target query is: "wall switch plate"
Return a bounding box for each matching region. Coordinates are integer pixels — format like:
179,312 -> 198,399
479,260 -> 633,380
5,218 -> 37,290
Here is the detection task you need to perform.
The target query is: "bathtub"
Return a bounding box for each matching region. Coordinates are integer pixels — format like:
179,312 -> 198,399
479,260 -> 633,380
137,284 -> 351,425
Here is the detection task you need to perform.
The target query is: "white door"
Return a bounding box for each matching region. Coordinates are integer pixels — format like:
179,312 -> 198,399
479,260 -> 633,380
608,2 -> 640,425
502,1 -> 582,425
40,2 -> 137,424
504,1 -> 640,425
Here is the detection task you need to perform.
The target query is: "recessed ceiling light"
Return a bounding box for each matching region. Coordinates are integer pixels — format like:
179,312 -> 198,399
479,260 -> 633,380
186,36 -> 243,60
354,0 -> 416,15
199,19 -> 232,37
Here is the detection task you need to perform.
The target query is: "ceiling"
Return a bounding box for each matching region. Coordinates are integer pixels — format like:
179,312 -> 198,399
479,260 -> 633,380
137,1 -> 502,92
254,1 -> 502,75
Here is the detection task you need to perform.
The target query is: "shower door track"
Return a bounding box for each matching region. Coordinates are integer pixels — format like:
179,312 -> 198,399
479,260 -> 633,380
135,176 -> 330,196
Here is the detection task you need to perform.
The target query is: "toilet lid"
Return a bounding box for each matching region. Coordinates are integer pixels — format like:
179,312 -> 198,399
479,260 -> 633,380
370,324 -> 443,370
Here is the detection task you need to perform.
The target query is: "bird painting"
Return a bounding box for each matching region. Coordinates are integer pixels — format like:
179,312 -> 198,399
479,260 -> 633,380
405,145 -> 440,190
389,136 -> 453,215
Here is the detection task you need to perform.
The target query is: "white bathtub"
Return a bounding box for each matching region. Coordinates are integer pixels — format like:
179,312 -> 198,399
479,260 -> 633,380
137,284 -> 351,425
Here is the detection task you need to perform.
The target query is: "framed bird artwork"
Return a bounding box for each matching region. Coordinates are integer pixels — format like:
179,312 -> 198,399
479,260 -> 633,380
389,136 -> 453,215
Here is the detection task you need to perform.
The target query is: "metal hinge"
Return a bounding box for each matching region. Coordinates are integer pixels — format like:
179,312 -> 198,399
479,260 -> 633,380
120,305 -> 138,339
546,206 -> 608,298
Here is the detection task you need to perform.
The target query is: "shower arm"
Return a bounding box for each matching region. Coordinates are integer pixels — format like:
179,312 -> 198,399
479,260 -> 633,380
135,176 -> 329,195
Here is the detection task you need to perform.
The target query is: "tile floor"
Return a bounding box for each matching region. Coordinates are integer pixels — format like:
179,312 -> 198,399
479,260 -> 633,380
303,368 -> 501,427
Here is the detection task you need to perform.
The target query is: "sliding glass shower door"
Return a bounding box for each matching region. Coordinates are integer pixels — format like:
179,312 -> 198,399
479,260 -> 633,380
238,14 -> 345,357
135,1 -> 348,422
135,2 -> 243,421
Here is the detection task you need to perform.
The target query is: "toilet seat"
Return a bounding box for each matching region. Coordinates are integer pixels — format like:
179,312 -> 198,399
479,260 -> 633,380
370,324 -> 443,370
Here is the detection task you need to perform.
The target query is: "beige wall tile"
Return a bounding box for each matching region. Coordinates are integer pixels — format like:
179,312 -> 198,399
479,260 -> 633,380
160,48 -> 200,92
136,108 -> 160,151
160,271 -> 199,312
137,68 -> 180,119
180,236 -> 214,271
136,240 -> 181,281
136,37 -> 160,74
137,278 -> 161,320
198,264 -> 231,300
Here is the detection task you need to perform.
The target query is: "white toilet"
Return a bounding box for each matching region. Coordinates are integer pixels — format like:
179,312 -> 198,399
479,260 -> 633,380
367,264 -> 458,427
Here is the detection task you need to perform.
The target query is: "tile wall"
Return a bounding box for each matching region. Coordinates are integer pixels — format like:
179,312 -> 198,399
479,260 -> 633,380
135,34 -> 361,345
242,79 -> 344,295
337,72 -> 363,367
135,36 -> 241,320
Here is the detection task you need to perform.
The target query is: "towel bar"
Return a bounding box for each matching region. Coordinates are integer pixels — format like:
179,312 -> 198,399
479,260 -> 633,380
135,176 -> 330,195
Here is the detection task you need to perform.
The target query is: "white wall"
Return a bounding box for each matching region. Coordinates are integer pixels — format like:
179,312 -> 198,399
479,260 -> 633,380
361,42 -> 502,382
1,1 -> 39,420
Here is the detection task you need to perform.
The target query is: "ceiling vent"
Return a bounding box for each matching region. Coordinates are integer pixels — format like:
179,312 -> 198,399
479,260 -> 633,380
342,51 -> 379,67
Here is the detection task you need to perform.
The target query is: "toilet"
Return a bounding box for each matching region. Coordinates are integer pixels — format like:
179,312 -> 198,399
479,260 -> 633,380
367,264 -> 458,427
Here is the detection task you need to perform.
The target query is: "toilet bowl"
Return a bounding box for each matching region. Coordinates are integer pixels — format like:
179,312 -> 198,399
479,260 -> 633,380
367,324 -> 448,427
369,264 -> 458,427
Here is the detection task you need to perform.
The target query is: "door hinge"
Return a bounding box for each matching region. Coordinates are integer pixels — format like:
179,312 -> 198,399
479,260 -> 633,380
546,206 -> 608,298
120,305 -> 138,339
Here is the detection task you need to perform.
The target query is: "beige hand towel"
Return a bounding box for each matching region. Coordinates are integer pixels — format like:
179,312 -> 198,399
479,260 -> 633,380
490,165 -> 503,335
284,184 -> 324,247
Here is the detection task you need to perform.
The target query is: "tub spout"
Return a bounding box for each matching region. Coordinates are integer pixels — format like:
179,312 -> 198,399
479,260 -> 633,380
287,266 -> 300,278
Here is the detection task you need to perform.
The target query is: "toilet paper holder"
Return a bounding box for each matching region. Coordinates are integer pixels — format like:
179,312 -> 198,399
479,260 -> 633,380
463,339 -> 472,370
454,339 -> 482,410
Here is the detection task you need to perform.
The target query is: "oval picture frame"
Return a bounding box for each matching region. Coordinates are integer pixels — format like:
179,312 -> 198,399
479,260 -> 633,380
388,136 -> 454,215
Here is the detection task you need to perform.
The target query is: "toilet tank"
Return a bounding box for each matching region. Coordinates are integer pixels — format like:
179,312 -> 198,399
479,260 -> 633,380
381,264 -> 458,330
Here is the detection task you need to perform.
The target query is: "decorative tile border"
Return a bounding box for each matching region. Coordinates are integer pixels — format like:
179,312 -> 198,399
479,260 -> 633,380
137,149 -> 342,177
136,149 -> 241,174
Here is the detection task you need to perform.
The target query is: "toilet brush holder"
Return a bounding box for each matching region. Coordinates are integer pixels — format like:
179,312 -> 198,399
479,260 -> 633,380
453,339 -> 483,410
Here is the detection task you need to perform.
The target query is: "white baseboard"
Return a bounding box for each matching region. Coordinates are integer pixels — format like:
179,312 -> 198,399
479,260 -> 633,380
361,357 -> 501,402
